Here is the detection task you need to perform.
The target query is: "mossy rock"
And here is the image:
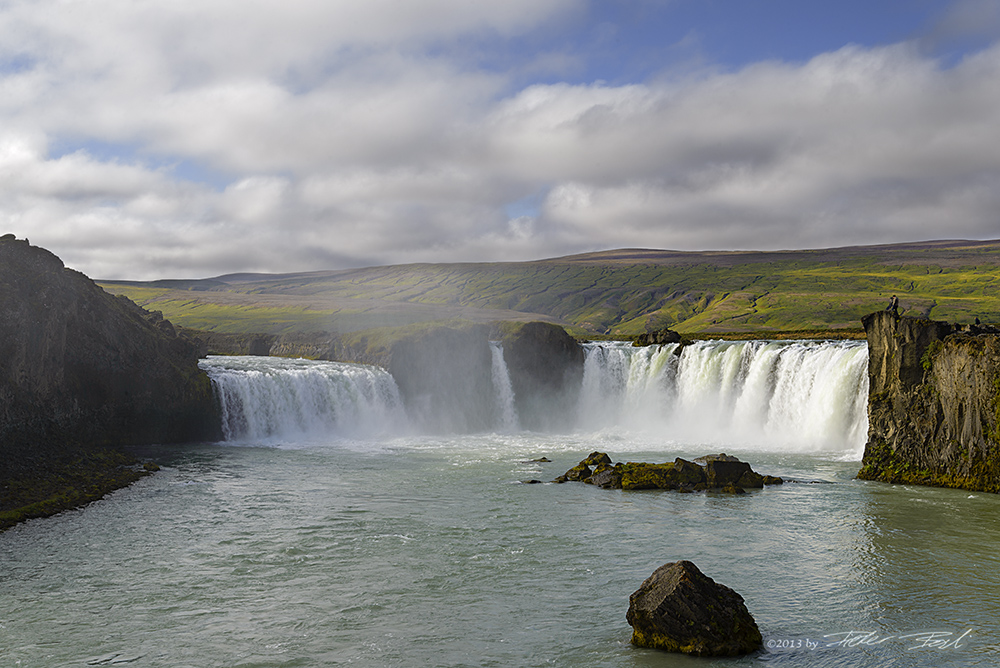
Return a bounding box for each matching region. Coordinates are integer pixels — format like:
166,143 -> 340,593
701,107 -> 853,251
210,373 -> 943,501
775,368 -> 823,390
737,471 -> 764,489
0,448 -> 157,532
621,459 -> 706,490
583,451 -> 612,466
627,560 -> 762,657
553,462 -> 592,483
586,463 -> 624,489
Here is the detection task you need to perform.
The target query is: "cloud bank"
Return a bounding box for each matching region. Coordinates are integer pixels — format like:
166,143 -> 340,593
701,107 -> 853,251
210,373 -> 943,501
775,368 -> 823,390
1,0 -> 999,278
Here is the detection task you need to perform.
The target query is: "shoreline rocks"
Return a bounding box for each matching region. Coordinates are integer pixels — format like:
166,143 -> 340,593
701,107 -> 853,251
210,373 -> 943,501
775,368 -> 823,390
627,560 -> 762,656
553,452 -> 782,492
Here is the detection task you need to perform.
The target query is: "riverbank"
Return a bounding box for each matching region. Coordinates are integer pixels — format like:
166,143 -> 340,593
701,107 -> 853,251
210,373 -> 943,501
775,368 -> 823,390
0,448 -> 157,532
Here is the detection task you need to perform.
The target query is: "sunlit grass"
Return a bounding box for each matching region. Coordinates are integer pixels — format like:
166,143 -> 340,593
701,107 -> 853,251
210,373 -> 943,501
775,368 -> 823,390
99,244 -> 1000,337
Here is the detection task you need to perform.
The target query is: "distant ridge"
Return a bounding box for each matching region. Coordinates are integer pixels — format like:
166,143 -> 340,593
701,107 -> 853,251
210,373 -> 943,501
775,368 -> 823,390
545,239 -> 1000,267
99,239 -> 1000,336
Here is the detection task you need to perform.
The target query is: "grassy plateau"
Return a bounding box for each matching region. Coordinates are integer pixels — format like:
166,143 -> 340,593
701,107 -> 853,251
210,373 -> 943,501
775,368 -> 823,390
99,239 -> 1000,338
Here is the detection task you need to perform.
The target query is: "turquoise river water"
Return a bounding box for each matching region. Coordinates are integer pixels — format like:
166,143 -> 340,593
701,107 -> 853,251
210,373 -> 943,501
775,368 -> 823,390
1,342 -> 999,667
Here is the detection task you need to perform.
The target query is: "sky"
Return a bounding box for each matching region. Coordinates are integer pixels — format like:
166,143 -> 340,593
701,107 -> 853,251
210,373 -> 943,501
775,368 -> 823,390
2,0 -> 1000,279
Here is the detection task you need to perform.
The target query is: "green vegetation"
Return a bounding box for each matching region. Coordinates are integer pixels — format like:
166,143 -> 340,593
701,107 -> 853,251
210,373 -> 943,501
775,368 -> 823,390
100,240 -> 1000,337
0,449 -> 153,532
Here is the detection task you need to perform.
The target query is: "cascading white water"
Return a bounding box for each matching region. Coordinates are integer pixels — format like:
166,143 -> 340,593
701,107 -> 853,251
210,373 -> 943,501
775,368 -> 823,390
199,340 -> 869,457
200,355 -> 406,442
490,342 -> 519,432
578,340 -> 869,456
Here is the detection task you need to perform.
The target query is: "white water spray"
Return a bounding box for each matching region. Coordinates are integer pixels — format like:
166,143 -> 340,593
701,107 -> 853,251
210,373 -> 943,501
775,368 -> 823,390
200,356 -> 406,443
578,340 -> 869,456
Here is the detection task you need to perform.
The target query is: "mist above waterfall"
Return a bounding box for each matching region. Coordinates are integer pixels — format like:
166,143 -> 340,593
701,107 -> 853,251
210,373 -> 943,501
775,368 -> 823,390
201,338 -> 869,458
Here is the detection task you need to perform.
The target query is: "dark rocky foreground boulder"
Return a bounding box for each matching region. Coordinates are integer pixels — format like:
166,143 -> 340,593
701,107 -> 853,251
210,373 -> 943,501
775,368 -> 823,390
553,452 -> 781,492
0,236 -> 220,527
627,560 -> 762,656
859,311 -> 1000,492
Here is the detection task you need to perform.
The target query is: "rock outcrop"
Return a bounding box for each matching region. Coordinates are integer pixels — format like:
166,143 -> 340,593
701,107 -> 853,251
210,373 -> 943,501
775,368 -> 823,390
387,325 -> 495,433
500,321 -> 584,430
553,452 -> 781,491
859,310 -> 1000,492
633,327 -> 682,347
627,560 -> 762,656
0,237 -> 220,523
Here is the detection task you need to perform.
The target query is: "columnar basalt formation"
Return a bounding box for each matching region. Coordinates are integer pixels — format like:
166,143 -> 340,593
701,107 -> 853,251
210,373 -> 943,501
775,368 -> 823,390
859,310 -> 1000,492
1,236 -> 220,526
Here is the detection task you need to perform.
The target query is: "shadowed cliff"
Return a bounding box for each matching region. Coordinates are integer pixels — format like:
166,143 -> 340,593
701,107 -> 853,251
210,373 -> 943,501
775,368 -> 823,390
859,310 -> 1000,492
1,236 -> 220,526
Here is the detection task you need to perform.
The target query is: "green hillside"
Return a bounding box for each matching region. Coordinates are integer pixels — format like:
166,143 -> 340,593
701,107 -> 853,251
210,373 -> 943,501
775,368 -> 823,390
99,239 -> 1000,337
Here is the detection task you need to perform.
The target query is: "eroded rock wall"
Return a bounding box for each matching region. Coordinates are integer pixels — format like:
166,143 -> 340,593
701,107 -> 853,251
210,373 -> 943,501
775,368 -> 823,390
859,310 -> 1000,492
0,237 -> 220,481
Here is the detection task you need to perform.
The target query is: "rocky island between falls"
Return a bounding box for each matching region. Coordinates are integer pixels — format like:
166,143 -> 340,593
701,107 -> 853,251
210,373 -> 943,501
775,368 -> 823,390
546,452 -> 783,493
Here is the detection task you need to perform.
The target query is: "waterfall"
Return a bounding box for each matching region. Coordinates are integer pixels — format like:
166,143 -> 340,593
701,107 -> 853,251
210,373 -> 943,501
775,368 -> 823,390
200,356 -> 406,442
578,340 -> 869,456
198,339 -> 870,457
490,342 -> 519,432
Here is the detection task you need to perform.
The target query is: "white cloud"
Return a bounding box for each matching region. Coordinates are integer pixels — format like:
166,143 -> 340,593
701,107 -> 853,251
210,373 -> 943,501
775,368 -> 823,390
1,1 -> 999,278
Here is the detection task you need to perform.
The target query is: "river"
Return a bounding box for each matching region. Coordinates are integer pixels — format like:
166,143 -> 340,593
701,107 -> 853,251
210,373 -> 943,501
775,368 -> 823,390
2,340 -> 998,667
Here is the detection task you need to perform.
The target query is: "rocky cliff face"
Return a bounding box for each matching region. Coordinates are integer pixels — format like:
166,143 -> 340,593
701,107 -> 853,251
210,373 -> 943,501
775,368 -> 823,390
500,322 -> 584,430
0,236 -> 220,482
859,310 -> 1000,492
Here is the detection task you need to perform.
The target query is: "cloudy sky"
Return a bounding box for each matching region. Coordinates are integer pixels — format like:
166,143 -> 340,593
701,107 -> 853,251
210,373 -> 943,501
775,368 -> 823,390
2,0 -> 1000,279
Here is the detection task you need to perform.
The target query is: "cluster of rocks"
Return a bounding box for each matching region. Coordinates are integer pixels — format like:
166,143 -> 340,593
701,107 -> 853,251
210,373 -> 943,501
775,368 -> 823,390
550,452 -> 782,493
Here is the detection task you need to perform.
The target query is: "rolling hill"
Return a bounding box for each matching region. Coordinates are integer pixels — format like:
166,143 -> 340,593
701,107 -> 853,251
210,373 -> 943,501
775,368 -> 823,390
99,239 -> 1000,338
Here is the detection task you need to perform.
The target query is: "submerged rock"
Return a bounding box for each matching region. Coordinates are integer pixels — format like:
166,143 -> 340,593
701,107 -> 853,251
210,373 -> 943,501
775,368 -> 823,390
627,560 -> 762,657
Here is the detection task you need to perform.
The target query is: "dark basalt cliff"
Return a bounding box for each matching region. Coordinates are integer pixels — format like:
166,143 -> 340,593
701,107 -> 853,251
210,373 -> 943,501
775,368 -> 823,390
500,321 -> 584,430
858,310 -> 1000,492
0,236 -> 220,518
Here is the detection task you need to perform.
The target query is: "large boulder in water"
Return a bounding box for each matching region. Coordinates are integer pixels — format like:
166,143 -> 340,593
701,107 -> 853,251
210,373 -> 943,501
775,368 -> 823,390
620,459 -> 706,490
695,454 -> 765,489
627,560 -> 762,657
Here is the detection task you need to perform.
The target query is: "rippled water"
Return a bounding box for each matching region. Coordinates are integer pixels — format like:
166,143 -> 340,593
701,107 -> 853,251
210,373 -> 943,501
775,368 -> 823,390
3,434 -> 999,667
